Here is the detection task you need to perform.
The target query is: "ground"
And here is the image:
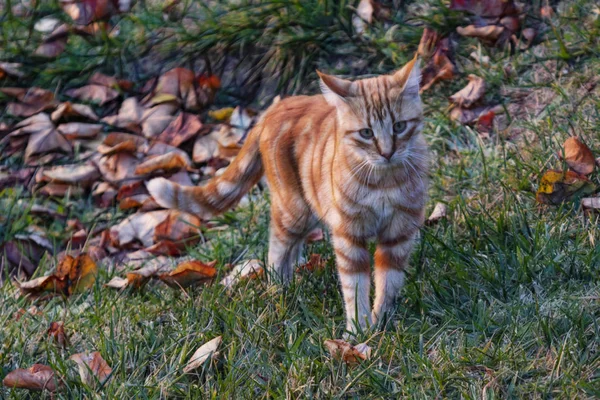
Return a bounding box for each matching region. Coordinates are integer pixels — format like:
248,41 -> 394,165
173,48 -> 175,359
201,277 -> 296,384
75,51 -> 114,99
1,0 -> 600,398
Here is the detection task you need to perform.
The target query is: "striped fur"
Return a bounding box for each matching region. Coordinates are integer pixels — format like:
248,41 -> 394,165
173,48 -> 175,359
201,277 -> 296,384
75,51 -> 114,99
147,56 -> 429,336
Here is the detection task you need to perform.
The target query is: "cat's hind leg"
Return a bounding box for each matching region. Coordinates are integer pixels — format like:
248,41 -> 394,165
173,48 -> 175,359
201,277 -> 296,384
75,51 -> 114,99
267,199 -> 315,284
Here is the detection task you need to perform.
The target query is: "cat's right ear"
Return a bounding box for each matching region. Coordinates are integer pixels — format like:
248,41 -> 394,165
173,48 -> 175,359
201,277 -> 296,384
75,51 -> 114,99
317,71 -> 354,107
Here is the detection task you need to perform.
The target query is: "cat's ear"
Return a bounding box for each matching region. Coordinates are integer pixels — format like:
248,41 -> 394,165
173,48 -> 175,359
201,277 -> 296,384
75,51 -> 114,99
392,55 -> 421,97
317,71 -> 354,107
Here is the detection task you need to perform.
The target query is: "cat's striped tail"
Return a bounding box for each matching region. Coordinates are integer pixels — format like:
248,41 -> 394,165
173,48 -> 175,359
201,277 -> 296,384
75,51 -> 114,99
146,125 -> 264,219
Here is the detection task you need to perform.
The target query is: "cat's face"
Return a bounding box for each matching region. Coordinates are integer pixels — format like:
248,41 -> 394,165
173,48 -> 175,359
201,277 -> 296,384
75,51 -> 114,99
318,57 -> 424,169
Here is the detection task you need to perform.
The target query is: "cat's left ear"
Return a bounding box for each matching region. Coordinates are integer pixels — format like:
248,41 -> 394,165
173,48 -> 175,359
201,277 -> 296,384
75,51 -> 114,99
392,55 -> 421,97
317,70 -> 355,107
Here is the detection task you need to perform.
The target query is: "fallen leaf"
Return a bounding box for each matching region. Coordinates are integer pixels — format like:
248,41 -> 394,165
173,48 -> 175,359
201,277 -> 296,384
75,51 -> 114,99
47,321 -> 69,348
417,27 -> 439,60
220,259 -> 263,289
449,0 -> 519,17
94,152 -> 138,183
159,260 -> 217,288
105,276 -> 130,289
51,102 -> 99,122
477,110 -> 495,133
65,84 -> 119,105
420,38 -> 455,92
456,25 -> 505,42
151,67 -> 199,110
42,163 -> 100,186
57,122 -> 103,139
140,103 -> 178,138
34,16 -> 62,33
2,87 -> 57,117
92,181 -> 118,207
208,107 -> 234,121
135,152 -> 190,176
155,112 -> 203,147
0,62 -> 24,79
101,97 -> 144,132
582,197 -> 600,210
426,202 -> 448,225
324,339 -> 371,365
563,137 -> 595,175
61,0 -> 119,25
193,130 -> 220,163
34,24 -> 69,58
0,240 -> 37,277
296,254 -> 326,272
2,364 -> 60,392
19,275 -> 69,296
450,104 -> 503,125
449,74 -> 486,108
67,253 -> 98,294
69,352 -> 112,386
39,183 -> 84,197
110,210 -> 201,248
352,0 -> 374,34
183,336 -> 222,373
536,170 -> 596,205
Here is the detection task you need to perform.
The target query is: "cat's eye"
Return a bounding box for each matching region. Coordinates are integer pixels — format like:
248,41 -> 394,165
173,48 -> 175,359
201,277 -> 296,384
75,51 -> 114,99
358,128 -> 374,139
393,121 -> 407,134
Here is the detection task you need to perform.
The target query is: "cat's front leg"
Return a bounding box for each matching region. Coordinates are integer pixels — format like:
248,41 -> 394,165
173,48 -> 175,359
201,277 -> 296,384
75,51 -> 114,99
332,231 -> 372,336
372,233 -> 415,327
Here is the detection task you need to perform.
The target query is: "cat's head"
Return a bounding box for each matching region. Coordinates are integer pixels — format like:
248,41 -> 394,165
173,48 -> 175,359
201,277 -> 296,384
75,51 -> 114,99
317,56 -> 424,168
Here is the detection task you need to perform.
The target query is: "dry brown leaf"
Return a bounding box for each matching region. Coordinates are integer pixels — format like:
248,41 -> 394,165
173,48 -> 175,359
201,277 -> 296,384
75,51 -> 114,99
65,84 -> 119,105
69,352 -> 112,386
582,197 -> 600,210
220,259 -> 263,289
92,181 -> 118,207
61,0 -> 120,25
39,183 -> 85,197
159,260 -> 217,288
57,122 -> 103,139
449,0 -> 519,17
155,112 -> 203,147
51,102 -> 99,122
110,210 -> 201,248
34,24 -> 69,58
536,170 -> 596,205
140,103 -> 178,138
420,38 -> 455,92
456,25 -> 505,42
450,104 -> 503,125
2,87 -> 57,117
193,130 -> 220,163
101,97 -> 144,132
18,253 -> 97,296
449,74 -> 486,108
47,321 -> 69,348
42,163 -> 100,186
135,152 -> 189,176
563,137 -> 595,175
296,254 -> 326,273
151,67 -> 198,109
426,202 -> 448,225
417,27 -> 439,60
324,339 -> 371,365
0,240 -> 37,277
94,152 -> 138,183
183,336 -> 222,373
2,364 -> 60,392
0,62 -> 24,79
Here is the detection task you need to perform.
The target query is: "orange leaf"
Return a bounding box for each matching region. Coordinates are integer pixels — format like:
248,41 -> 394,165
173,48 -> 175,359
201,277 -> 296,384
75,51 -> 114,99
69,352 -> 112,386
134,152 -> 190,175
449,74 -> 486,108
159,260 -> 217,288
563,137 -> 595,175
324,339 -> 371,365
47,321 -> 69,348
2,364 -> 60,392
536,170 -> 596,205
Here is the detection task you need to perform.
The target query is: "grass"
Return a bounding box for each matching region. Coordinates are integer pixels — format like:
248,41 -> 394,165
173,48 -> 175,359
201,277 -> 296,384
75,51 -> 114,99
2,0 -> 600,398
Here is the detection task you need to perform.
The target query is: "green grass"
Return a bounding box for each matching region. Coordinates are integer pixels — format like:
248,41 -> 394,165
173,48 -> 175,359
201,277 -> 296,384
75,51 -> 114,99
2,0 -> 600,398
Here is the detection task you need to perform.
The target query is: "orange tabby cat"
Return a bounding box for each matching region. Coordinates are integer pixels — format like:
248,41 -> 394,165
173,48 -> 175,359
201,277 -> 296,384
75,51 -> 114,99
147,56 -> 429,334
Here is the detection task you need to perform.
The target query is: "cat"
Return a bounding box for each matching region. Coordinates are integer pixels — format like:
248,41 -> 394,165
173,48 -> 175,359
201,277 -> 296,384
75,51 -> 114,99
147,55 -> 429,335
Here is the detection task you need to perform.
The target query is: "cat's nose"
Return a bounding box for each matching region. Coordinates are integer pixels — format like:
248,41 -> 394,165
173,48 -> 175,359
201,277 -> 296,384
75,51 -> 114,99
381,151 -> 393,161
